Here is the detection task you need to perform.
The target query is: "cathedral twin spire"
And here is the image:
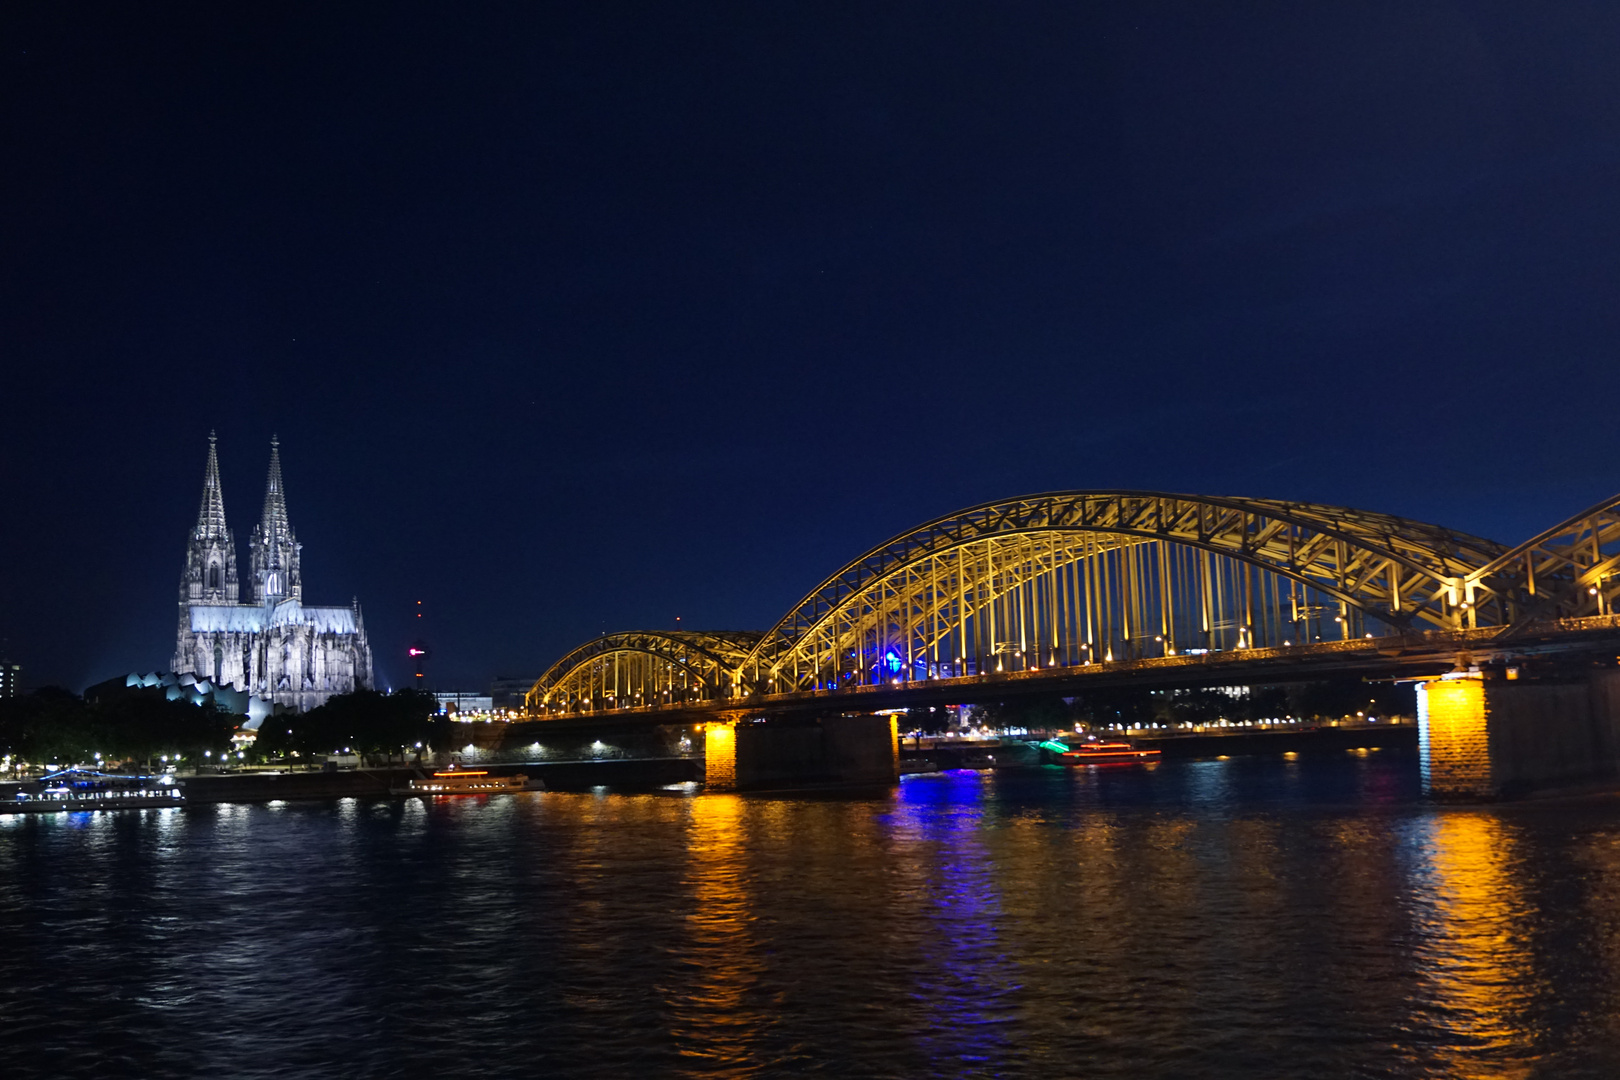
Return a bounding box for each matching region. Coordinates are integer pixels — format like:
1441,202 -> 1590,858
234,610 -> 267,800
182,433 -> 302,608
194,431 -> 229,542
180,430 -> 238,604
248,435 -> 301,604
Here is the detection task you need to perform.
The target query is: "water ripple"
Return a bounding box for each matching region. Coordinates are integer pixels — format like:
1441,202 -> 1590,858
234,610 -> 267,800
3,754 -> 1620,1078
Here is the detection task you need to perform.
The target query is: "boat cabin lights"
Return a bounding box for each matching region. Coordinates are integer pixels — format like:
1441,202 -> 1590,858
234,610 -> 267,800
433,769 -> 488,777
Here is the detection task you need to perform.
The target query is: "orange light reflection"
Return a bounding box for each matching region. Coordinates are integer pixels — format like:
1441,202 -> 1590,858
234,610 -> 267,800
668,794 -> 765,1077
1409,812 -> 1543,1079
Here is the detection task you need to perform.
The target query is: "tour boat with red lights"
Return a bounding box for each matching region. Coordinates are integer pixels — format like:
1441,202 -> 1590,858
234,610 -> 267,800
1046,740 -> 1161,766
395,768 -> 541,796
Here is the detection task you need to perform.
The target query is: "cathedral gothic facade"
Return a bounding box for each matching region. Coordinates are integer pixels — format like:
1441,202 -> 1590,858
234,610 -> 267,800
174,434 -> 374,711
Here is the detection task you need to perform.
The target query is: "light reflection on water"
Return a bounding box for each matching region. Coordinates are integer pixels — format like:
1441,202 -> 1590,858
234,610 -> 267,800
671,793 -> 767,1075
898,770 -> 1020,1072
1405,813 -> 1541,1079
1,754 -> 1619,1079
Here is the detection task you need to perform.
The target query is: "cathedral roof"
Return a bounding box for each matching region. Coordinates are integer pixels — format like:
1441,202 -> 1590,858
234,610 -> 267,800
189,600 -> 361,635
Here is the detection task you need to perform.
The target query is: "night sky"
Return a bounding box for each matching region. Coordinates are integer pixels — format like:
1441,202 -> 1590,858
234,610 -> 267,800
4,3 -> 1620,693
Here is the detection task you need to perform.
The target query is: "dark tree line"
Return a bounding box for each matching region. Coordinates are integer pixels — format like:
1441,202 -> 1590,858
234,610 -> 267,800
252,688 -> 450,761
0,687 -> 238,764
0,686 -> 452,768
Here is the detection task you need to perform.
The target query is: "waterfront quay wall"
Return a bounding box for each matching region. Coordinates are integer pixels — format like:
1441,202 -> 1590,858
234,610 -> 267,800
183,769 -> 413,802
180,757 -> 700,803
898,724 -> 1417,771
1138,723 -> 1417,759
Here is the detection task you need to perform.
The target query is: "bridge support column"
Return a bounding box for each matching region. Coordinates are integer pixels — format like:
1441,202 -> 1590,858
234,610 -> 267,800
1418,669 -> 1620,800
701,713 -> 899,792
702,716 -> 742,792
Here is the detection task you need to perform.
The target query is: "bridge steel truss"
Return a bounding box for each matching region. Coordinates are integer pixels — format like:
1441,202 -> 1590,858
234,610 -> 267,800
526,490 -> 1620,716
1466,492 -> 1620,631
740,492 -> 1508,695
526,630 -> 760,715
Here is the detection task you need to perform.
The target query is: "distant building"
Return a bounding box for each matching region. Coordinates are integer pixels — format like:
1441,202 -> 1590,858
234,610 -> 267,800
172,433 -> 373,712
435,691 -> 493,714
0,661 -> 20,698
489,676 -> 538,709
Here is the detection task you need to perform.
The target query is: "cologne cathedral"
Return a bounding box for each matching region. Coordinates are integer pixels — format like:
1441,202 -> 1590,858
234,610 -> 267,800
173,434 -> 373,711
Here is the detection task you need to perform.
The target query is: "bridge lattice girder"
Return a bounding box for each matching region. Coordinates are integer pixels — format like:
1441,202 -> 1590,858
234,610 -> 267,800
523,490 -> 1620,716
1466,493 -> 1620,630
525,630 -> 761,712
740,491 -> 1510,690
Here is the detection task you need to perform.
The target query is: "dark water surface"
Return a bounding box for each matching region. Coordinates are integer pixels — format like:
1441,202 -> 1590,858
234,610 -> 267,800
5,752 -> 1620,1079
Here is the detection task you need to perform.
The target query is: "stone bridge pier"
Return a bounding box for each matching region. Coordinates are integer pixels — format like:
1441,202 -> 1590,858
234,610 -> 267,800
703,711 -> 899,792
1419,664 -> 1620,799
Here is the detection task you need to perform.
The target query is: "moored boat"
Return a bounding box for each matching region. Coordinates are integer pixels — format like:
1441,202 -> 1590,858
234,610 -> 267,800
393,768 -> 541,796
1046,740 -> 1161,766
3,768 -> 185,814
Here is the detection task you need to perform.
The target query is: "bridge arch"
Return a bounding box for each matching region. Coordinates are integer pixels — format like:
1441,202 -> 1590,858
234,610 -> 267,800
738,491 -> 1508,693
1466,492 -> 1620,629
526,630 -> 761,715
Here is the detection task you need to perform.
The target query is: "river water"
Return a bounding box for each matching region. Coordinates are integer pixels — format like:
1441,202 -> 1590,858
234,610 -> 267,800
4,751 -> 1620,1079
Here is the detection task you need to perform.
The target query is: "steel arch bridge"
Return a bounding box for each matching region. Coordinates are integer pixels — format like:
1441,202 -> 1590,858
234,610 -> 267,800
526,490 -> 1620,718
527,630 -> 761,713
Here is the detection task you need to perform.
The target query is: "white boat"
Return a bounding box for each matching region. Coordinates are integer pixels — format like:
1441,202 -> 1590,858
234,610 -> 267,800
5,790 -> 185,814
394,769 -> 541,796
3,769 -> 185,814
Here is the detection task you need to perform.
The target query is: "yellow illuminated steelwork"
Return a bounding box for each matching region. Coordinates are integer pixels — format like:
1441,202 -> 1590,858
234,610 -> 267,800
742,491 -> 1516,693
520,489 -> 1620,718
1465,491 -> 1620,631
526,630 -> 760,715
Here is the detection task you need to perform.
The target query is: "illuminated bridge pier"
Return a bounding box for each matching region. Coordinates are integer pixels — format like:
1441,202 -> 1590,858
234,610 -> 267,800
527,491 -> 1620,798
1419,667 -> 1620,799
701,712 -> 900,793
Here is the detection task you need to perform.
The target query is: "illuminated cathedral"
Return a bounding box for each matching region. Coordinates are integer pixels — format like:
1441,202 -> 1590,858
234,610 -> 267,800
173,433 -> 373,711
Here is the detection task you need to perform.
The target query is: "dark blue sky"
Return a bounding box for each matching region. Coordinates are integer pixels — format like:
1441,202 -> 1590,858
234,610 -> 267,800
4,2 -> 1620,691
